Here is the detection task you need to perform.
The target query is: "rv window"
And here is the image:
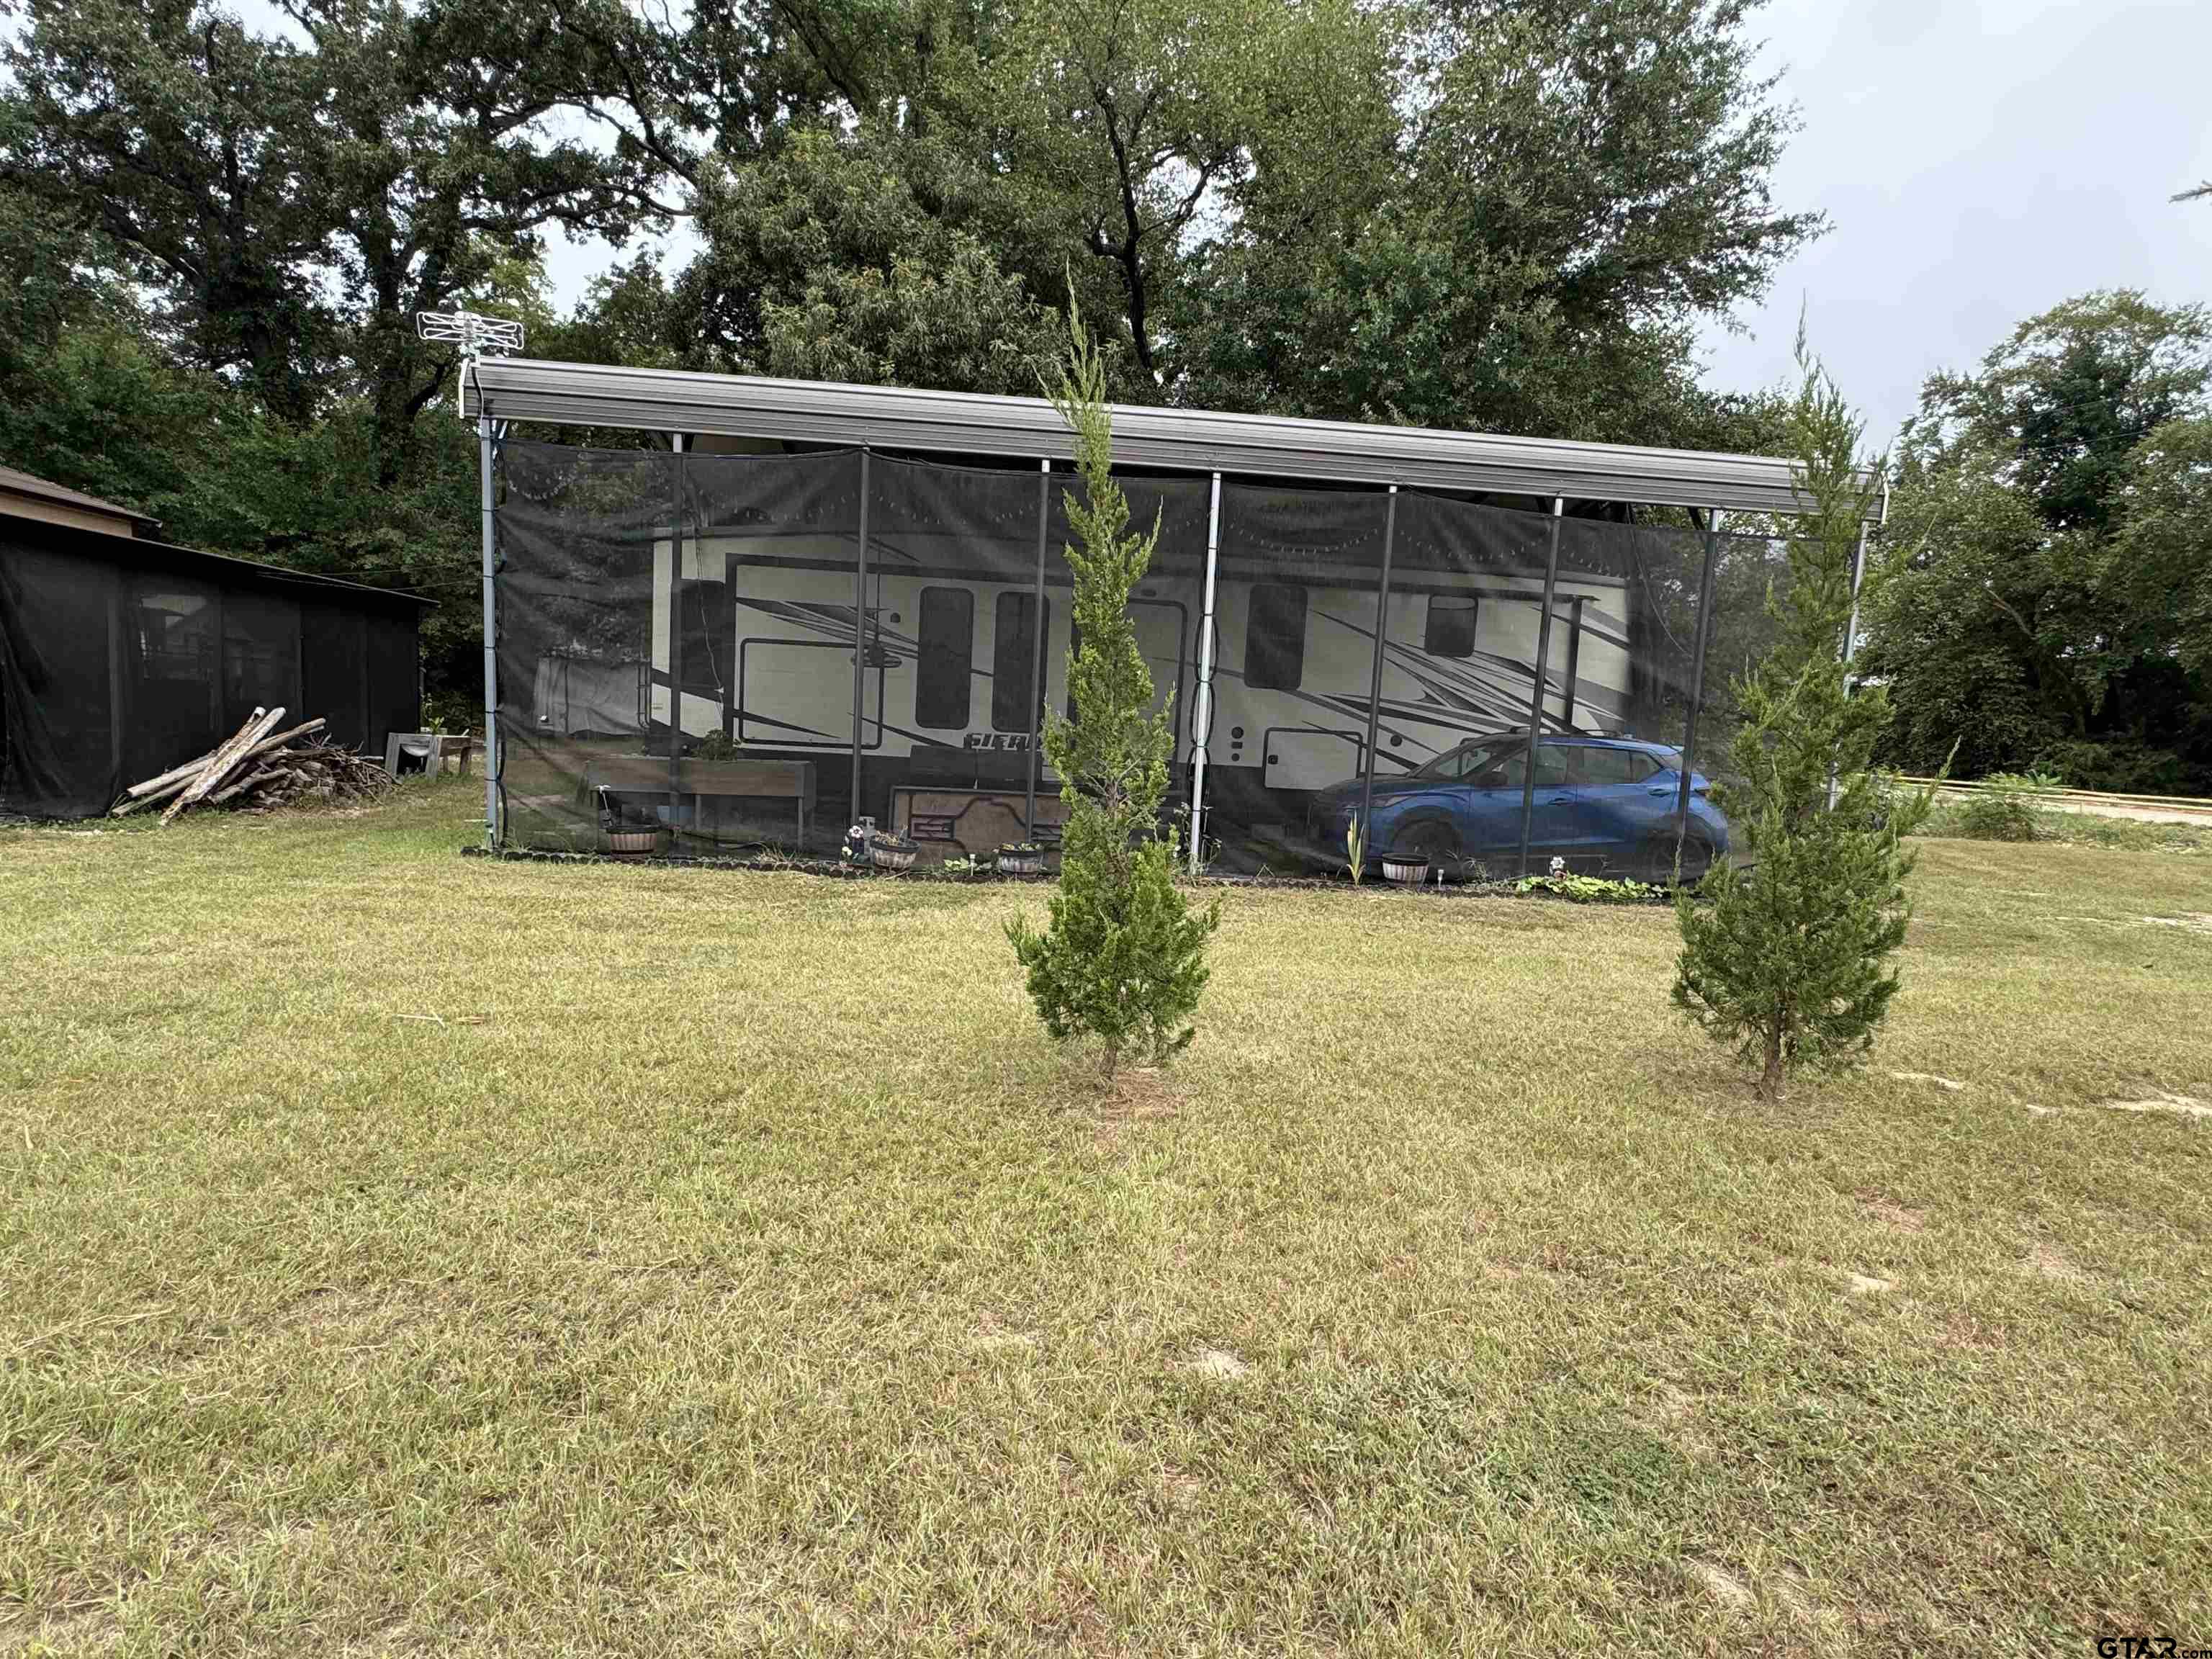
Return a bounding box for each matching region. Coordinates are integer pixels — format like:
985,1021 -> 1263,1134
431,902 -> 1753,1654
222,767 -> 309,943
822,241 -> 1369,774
1424,594 -> 1477,657
1245,584 -> 1308,692
992,591 -> 1047,732
914,587 -> 973,729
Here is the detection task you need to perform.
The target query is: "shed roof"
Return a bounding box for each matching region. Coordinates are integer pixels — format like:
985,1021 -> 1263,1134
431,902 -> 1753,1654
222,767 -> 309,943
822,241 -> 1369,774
465,356 -> 1884,522
1,508 -> 435,610
0,464 -> 160,535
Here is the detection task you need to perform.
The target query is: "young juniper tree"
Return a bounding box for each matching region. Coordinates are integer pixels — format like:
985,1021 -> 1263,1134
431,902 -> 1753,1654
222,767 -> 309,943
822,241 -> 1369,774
1007,304 -> 1219,1079
1673,336 -> 1933,1099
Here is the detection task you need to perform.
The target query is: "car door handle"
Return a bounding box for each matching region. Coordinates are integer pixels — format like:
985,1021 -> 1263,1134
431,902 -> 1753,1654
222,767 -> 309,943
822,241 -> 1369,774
1545,794 -> 1574,804
1647,786 -> 1673,796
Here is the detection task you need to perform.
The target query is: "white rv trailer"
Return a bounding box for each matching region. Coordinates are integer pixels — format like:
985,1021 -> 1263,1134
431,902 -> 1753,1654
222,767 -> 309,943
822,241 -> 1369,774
642,514 -> 1633,831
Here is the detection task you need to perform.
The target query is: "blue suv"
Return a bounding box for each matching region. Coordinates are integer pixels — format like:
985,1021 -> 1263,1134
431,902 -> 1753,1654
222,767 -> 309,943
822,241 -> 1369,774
1308,733 -> 1730,881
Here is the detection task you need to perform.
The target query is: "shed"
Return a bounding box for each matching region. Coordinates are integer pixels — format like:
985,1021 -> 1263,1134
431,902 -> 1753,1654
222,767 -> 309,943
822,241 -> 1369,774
0,473 -> 431,818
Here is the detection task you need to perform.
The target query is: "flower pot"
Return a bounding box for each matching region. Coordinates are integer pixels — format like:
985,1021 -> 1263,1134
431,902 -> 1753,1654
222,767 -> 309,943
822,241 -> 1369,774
605,827 -> 665,856
1381,856 -> 1429,886
997,848 -> 1046,876
868,837 -> 919,871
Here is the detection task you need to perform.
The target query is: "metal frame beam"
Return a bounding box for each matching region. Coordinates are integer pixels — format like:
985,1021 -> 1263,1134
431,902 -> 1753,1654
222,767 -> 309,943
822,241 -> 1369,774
467,357 -> 1883,521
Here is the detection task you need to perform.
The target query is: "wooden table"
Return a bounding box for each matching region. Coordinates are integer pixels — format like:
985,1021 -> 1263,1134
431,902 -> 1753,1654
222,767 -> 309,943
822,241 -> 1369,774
585,753 -> 817,847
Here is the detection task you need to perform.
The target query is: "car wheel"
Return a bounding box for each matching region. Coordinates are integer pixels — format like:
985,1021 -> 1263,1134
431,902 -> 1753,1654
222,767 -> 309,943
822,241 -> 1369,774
1396,818 -> 1463,877
1639,831 -> 1713,885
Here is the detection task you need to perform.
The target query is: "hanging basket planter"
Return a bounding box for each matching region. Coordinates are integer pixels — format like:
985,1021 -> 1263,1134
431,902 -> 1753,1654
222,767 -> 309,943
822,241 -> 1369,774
1381,855 -> 1430,887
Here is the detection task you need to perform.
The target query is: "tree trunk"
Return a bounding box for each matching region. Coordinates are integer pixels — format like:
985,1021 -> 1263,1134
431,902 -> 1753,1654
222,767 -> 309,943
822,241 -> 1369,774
1758,1028 -> 1786,1099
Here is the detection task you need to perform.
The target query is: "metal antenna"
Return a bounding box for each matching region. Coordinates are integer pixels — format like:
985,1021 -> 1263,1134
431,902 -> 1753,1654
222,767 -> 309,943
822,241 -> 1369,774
416,310 -> 526,418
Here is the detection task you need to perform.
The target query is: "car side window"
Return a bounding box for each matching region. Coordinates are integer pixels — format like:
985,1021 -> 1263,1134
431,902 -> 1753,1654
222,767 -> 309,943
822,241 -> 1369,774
1573,746 -> 1655,786
1475,745 -> 1526,788
1530,744 -> 1570,788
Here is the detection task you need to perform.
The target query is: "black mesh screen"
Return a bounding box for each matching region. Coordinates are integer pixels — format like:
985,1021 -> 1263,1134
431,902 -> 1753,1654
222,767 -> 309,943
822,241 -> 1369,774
0,542 -> 118,817
1,525 -> 422,821
221,591 -> 301,731
302,602 -> 369,751
494,442 -> 865,854
485,439 -> 1795,884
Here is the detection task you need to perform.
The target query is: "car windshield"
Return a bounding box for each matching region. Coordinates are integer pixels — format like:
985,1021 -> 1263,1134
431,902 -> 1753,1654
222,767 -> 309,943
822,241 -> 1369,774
1411,737 -> 1526,781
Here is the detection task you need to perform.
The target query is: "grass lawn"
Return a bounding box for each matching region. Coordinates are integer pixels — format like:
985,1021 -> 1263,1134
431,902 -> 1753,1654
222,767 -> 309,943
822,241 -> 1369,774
4,781 -> 2209,1655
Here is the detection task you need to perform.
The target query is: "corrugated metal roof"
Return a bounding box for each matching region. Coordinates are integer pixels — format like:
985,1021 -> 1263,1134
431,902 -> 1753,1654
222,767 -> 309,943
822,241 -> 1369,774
466,356 -> 1882,521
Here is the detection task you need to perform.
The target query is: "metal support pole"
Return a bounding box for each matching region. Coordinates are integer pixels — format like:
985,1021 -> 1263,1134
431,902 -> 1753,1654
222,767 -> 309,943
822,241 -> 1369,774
1516,496 -> 1567,878
1674,508 -> 1725,866
1831,522 -> 1872,809
1187,472 -> 1223,876
1025,457 -> 1049,837
477,411 -> 500,845
1355,486 -> 1398,870
850,448 -> 872,823
667,434 -> 686,823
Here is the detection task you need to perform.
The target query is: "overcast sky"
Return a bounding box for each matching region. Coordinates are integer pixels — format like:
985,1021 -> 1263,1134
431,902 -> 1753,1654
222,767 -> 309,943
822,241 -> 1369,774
1689,0 -> 2212,446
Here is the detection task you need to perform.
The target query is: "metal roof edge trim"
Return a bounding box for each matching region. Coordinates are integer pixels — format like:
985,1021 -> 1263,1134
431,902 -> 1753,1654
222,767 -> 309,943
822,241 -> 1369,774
467,356 -> 1883,521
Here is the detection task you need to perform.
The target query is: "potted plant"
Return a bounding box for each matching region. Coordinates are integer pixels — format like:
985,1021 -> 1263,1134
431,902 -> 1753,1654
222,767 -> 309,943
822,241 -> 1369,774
598,786 -> 667,856
868,828 -> 920,871
940,852 -> 992,881
1380,853 -> 1429,886
997,840 -> 1048,876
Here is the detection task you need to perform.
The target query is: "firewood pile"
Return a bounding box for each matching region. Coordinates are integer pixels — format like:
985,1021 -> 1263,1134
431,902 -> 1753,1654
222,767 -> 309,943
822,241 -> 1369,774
112,706 -> 395,822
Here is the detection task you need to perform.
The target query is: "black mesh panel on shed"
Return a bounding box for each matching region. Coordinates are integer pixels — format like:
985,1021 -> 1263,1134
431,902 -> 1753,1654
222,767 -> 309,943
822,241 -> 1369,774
120,572 -> 225,788
364,611 -> 421,757
301,602 -> 368,750
220,590 -> 302,733
0,542 -> 118,818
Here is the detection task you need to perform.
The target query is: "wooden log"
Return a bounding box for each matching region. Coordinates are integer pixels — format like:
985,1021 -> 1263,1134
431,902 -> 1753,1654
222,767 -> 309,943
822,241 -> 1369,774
122,747 -> 221,800
161,706 -> 284,824
113,718 -> 326,817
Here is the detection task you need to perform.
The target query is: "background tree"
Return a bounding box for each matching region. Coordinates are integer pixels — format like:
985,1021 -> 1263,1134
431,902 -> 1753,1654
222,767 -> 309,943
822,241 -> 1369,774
1176,0 -> 1821,446
1007,305 -> 1218,1079
0,0 -> 1827,721
1674,339 -> 1929,1100
1857,292 -> 2212,791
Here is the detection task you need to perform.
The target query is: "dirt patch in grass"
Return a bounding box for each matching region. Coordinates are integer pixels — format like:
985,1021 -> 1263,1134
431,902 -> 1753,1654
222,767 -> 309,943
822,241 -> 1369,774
1179,1347 -> 1250,1380
1685,1559 -> 1753,1610
2094,1090 -> 2211,1119
1889,1070 -> 1966,1092
1858,1191 -> 1928,1233
2023,1239 -> 2087,1282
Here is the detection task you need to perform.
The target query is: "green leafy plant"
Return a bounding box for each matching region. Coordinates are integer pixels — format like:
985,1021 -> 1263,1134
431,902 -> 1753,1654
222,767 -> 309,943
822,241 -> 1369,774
692,731 -> 742,762
1345,817 -> 1367,885
1007,300 -> 1220,1079
1673,330 -> 1936,1100
1514,873 -> 1661,903
1951,769 -> 2061,842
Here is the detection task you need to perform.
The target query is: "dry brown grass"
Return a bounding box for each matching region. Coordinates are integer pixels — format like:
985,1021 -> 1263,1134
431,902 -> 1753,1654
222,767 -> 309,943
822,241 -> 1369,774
1,779 -> 2208,1653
